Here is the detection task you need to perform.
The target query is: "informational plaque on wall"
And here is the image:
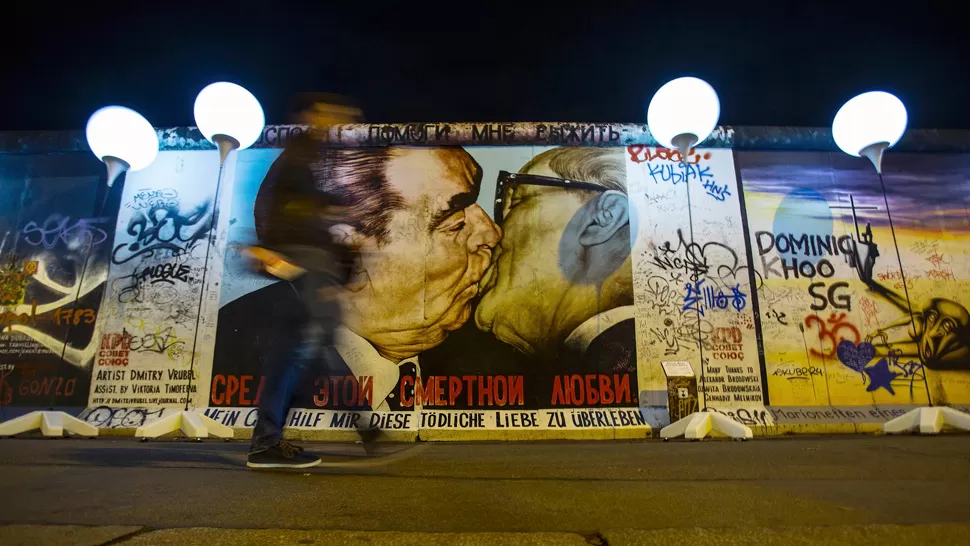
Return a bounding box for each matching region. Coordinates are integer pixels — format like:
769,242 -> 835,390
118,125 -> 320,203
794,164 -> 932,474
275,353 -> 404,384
662,361 -> 698,422
661,361 -> 695,378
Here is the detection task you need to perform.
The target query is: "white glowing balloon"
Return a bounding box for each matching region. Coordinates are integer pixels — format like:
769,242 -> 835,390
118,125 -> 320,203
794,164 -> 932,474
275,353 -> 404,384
193,82 -> 265,150
85,106 -> 158,171
647,77 -> 721,149
832,91 -> 908,157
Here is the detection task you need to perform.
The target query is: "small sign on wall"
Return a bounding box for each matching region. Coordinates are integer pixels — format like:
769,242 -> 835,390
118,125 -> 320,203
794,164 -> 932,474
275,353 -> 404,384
662,361 -> 698,422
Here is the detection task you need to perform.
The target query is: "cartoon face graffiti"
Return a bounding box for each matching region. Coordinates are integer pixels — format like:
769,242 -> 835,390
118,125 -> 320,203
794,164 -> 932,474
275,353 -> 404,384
851,222 -> 970,373
915,298 -> 970,370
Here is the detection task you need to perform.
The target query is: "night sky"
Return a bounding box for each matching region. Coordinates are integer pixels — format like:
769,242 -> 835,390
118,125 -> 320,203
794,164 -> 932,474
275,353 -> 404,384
4,1 -> 968,131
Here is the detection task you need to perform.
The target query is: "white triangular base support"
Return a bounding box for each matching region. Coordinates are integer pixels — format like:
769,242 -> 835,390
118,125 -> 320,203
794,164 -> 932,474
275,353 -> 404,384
661,411 -> 753,440
134,410 -> 233,439
0,411 -> 98,437
882,407 -> 970,435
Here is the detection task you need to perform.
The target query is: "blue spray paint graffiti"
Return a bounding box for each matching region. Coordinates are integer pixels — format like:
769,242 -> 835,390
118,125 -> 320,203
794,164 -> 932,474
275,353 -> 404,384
837,341 -> 925,397
647,163 -> 713,186
702,179 -> 731,201
22,215 -> 110,250
682,279 -> 747,315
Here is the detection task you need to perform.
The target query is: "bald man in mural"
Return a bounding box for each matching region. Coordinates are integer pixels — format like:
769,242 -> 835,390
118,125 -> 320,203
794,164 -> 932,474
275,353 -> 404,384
470,147 -> 638,401
215,145 -> 501,412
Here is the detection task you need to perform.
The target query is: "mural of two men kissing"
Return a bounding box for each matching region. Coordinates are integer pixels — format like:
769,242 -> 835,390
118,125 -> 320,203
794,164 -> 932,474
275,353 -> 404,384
213,145 -> 638,417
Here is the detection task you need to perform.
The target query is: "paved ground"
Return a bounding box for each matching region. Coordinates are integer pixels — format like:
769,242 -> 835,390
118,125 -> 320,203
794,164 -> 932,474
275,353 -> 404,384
0,435 -> 968,544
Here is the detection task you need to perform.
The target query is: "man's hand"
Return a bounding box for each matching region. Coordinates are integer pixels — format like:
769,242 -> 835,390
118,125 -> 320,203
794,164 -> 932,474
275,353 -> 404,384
243,247 -> 306,281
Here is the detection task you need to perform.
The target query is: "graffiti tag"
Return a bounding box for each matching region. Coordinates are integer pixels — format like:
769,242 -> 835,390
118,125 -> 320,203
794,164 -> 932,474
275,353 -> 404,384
682,279 -> 747,315
127,188 -> 179,210
702,179 -> 731,201
649,318 -> 681,355
626,145 -> 711,165
83,406 -> 165,428
23,215 -> 110,250
646,162 -> 714,187
805,312 -> 860,359
649,229 -> 759,289
765,308 -> 788,326
112,202 -> 211,265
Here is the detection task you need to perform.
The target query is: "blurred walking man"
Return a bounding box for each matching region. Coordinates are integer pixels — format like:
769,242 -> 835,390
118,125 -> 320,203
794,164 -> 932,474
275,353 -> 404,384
246,94 -> 363,469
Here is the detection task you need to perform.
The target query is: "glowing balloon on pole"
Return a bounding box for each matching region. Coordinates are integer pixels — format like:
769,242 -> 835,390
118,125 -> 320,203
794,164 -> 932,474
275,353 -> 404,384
5,105 -> 160,437
647,77 -> 720,162
832,91 -> 908,173
85,106 -> 159,186
193,82 -> 265,165
132,82 -> 268,440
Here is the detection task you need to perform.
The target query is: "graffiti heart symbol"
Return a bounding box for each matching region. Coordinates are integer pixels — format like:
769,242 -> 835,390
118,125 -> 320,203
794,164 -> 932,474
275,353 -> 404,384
836,340 -> 876,373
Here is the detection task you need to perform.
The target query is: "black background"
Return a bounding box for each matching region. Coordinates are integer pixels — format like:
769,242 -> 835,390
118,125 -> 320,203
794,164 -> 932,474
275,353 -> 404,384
4,1 -> 969,131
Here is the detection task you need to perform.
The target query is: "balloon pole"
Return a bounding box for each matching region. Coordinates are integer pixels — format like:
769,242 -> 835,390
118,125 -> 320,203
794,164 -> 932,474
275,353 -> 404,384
214,135 -> 239,167
859,141 -> 889,174
671,133 -> 698,165
134,132 -> 240,439
103,156 -> 129,188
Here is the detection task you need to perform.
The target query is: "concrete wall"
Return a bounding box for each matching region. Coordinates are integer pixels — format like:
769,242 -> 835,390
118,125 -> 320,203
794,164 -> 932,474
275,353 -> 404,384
2,123 -> 969,438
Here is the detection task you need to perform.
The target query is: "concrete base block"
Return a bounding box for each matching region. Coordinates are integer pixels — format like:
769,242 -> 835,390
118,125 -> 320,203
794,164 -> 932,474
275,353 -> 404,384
661,412 -> 752,440
0,411 -> 97,437
134,411 -> 233,439
883,407 -> 970,434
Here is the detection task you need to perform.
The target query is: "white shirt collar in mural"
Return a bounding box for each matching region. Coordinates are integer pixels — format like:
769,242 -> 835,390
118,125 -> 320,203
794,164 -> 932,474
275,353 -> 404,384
563,305 -> 636,355
334,325 -> 420,412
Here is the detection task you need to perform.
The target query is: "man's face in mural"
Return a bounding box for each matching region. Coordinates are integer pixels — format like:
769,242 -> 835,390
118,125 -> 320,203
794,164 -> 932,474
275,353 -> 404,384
345,148 -> 501,361
917,298 -> 970,369
476,157 -> 632,355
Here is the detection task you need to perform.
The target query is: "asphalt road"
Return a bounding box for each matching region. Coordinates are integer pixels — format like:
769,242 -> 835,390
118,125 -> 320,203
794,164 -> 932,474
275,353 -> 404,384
0,435 -> 968,545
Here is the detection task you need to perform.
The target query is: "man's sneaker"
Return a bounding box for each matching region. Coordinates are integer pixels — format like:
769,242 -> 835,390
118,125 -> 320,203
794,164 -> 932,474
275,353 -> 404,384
247,440 -> 320,469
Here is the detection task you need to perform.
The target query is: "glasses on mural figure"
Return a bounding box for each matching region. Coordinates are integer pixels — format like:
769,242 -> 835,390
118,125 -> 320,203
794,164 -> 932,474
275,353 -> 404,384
492,171 -> 609,225
476,148 -> 635,366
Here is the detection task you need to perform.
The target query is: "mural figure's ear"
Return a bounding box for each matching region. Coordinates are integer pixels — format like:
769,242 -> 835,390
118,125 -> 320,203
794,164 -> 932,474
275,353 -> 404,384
578,191 -> 629,247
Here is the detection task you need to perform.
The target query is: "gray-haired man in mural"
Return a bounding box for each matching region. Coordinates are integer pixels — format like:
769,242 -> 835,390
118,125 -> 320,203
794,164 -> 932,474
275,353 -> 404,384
475,147 -> 637,391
